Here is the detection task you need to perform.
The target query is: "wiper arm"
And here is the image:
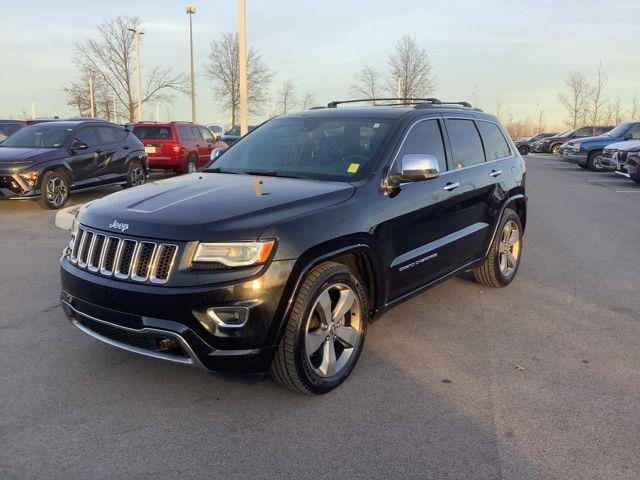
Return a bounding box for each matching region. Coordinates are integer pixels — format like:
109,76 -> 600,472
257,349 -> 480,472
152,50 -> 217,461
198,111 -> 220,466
203,167 -> 243,174
241,170 -> 302,179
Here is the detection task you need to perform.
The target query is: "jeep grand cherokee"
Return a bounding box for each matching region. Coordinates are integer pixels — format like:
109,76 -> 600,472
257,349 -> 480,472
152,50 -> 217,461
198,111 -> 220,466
60,98 -> 527,394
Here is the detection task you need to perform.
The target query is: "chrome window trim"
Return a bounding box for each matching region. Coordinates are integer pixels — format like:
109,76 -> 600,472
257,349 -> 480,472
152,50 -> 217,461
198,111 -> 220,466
387,117 -> 446,178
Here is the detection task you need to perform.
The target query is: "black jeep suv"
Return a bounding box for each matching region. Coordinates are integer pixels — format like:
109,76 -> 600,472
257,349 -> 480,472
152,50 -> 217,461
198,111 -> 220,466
60,99 -> 527,394
0,120 -> 147,209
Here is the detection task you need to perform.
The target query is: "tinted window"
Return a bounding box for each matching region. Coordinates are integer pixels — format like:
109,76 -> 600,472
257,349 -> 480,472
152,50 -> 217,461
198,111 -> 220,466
574,127 -> 592,137
210,118 -> 393,181
97,126 -> 126,144
0,123 -> 23,136
447,119 -> 485,168
394,119 -> 447,173
478,121 -> 511,160
199,127 -> 214,142
178,126 -> 192,141
133,126 -> 173,140
74,127 -> 99,146
0,123 -> 73,148
207,125 -> 222,134
190,126 -> 202,141
628,125 -> 640,139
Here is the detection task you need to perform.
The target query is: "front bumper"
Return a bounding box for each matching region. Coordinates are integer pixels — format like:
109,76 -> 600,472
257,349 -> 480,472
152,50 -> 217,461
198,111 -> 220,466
0,173 -> 38,199
562,151 -> 587,165
60,256 -> 296,374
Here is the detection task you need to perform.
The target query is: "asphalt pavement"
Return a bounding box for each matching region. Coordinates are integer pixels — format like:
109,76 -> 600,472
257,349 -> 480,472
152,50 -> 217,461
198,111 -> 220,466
1,157 -> 639,479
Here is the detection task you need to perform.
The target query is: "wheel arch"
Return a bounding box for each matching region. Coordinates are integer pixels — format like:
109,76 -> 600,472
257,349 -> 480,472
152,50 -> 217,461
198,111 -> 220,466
484,194 -> 527,257
36,163 -> 73,190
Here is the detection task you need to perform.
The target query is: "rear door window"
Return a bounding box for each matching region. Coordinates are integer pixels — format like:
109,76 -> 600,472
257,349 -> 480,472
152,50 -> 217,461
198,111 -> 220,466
446,119 -> 485,168
574,127 -> 592,137
477,121 -> 512,160
190,126 -> 203,141
96,126 -> 125,144
178,126 -> 192,141
199,127 -> 214,142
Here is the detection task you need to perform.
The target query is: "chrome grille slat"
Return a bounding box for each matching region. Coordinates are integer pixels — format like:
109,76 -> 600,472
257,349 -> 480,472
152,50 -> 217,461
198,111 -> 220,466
68,227 -> 177,284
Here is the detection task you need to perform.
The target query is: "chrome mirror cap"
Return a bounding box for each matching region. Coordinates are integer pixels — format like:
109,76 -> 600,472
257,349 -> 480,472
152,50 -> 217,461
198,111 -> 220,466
400,154 -> 440,181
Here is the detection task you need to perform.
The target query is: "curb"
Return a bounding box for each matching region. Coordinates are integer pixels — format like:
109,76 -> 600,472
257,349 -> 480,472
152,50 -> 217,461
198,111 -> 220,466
54,204 -> 82,231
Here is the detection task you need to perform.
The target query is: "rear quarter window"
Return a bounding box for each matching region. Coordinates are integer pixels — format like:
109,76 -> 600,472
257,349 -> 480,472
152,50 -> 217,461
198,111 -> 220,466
477,121 -> 512,160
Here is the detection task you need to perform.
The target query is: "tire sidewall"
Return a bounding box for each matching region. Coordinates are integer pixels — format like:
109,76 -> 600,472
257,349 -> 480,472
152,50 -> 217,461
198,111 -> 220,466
587,151 -> 604,171
292,266 -> 368,394
186,155 -> 197,174
126,159 -> 145,188
491,209 -> 523,286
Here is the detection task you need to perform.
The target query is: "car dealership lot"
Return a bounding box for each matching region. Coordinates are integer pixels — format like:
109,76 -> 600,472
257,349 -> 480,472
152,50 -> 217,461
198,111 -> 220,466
1,157 -> 639,479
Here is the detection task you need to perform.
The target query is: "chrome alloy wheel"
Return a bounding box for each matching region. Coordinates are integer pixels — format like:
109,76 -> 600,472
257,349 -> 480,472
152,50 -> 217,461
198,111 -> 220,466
305,283 -> 363,378
46,175 -> 68,208
131,164 -> 146,186
498,220 -> 521,277
187,160 -> 197,173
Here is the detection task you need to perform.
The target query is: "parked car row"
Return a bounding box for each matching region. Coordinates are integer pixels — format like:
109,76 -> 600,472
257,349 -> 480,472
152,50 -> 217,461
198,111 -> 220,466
530,126 -> 614,155
0,118 -> 237,209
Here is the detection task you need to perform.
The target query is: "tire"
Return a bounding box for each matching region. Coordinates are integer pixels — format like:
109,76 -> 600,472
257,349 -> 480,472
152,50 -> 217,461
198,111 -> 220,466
586,151 -> 605,171
270,261 -> 368,395
578,163 -> 589,170
125,159 -> 146,188
473,209 -> 523,288
184,155 -> 197,174
37,170 -> 70,209
518,145 -> 529,156
550,144 -> 561,155
630,173 -> 640,184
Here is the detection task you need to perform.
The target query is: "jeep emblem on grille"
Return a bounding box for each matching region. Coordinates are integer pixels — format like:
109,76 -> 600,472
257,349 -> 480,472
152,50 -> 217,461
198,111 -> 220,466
108,220 -> 129,233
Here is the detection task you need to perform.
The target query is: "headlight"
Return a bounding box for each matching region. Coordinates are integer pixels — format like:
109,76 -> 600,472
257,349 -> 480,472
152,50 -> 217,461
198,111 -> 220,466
18,170 -> 38,187
572,143 -> 581,151
192,240 -> 275,267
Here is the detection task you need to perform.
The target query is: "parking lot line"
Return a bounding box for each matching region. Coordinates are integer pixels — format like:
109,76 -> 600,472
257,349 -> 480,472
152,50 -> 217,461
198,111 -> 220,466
543,161 -> 566,164
615,190 -> 640,193
587,179 -> 628,182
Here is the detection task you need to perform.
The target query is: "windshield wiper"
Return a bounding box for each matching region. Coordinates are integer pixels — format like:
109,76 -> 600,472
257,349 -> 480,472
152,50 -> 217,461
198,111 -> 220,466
203,167 -> 243,174
241,170 -> 302,179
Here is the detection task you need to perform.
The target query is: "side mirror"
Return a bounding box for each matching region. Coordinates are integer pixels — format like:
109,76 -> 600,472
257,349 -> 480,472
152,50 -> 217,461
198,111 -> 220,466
625,132 -> 634,141
70,141 -> 89,152
398,154 -> 440,182
210,147 -> 226,161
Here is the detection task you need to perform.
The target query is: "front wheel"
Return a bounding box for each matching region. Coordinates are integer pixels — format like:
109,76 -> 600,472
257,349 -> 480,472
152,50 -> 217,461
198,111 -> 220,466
630,173 -> 640,184
125,159 -> 146,188
587,151 -> 605,172
550,144 -> 561,155
37,171 -> 70,209
517,145 -> 529,156
270,262 -> 368,394
473,209 -> 523,288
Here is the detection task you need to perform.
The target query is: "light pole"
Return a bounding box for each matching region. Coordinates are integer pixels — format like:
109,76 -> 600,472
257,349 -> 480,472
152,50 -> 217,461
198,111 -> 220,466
88,71 -> 95,118
187,5 -> 197,123
128,28 -> 144,121
238,0 -> 249,136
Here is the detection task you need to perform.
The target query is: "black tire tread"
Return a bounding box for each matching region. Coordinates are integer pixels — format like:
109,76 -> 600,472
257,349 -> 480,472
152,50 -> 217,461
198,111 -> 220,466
270,262 -> 342,394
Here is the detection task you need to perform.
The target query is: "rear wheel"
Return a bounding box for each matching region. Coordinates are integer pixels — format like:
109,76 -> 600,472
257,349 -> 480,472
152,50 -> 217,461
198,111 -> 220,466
125,159 -> 146,188
270,262 -> 368,394
630,173 -> 640,184
578,163 -> 589,169
518,145 -> 529,156
587,151 -> 605,171
473,209 -> 523,288
184,155 -> 197,174
550,144 -> 561,155
37,170 -> 70,209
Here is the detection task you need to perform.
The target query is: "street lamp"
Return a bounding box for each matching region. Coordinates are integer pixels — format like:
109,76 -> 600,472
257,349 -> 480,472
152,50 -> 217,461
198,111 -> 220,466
128,28 -> 144,121
187,5 -> 197,123
238,0 -> 248,136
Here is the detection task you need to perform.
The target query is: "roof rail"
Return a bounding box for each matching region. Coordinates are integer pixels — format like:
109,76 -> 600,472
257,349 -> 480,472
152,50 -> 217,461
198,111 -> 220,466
414,101 -> 483,112
171,121 -> 193,124
327,98 -> 442,108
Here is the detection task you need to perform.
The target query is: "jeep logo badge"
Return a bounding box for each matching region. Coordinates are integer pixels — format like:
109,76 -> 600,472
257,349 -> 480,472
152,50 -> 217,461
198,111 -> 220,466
109,220 -> 129,233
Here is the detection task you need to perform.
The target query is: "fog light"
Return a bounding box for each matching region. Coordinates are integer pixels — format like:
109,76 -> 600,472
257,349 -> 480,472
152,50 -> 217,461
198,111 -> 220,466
157,338 -> 178,352
206,307 -> 249,329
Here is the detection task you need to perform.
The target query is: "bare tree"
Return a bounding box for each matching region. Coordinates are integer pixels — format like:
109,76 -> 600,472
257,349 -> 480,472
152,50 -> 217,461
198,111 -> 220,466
606,99 -> 625,125
301,91 -> 317,110
64,67 -> 116,119
70,16 -> 187,122
558,71 -> 591,129
351,66 -> 382,104
589,61 -> 608,127
388,36 -> 436,102
205,33 -> 273,126
279,80 -> 297,114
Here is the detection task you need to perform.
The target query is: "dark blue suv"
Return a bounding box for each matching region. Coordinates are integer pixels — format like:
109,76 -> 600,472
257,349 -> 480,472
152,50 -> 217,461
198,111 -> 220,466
562,121 -> 640,171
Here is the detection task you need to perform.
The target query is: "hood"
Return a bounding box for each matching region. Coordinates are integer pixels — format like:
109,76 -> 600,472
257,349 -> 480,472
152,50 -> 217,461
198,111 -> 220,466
572,134 -> 625,146
0,147 -> 59,164
79,172 -> 356,241
603,139 -> 640,152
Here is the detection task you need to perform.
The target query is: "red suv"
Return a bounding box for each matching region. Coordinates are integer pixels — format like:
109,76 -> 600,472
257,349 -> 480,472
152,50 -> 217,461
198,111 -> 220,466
132,122 -> 217,174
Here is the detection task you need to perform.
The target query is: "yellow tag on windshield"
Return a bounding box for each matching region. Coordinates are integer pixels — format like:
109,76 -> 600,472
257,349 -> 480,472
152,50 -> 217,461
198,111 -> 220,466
347,163 -> 360,174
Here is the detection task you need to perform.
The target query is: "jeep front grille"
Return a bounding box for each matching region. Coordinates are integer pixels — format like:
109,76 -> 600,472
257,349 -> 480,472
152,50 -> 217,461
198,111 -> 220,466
69,227 -> 178,284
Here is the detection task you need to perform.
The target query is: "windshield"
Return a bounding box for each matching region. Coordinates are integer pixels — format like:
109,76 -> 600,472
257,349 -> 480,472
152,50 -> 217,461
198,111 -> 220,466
0,123 -> 73,148
557,130 -> 573,138
133,126 -> 173,140
208,117 -> 394,181
604,122 -> 634,137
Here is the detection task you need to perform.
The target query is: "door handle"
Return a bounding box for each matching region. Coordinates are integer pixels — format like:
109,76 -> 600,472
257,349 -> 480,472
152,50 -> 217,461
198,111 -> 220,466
489,169 -> 503,177
443,182 -> 460,191
123,145 -> 130,150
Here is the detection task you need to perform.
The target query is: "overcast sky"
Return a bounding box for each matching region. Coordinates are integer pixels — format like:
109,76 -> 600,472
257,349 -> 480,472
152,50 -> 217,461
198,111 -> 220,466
1,0 -> 638,127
